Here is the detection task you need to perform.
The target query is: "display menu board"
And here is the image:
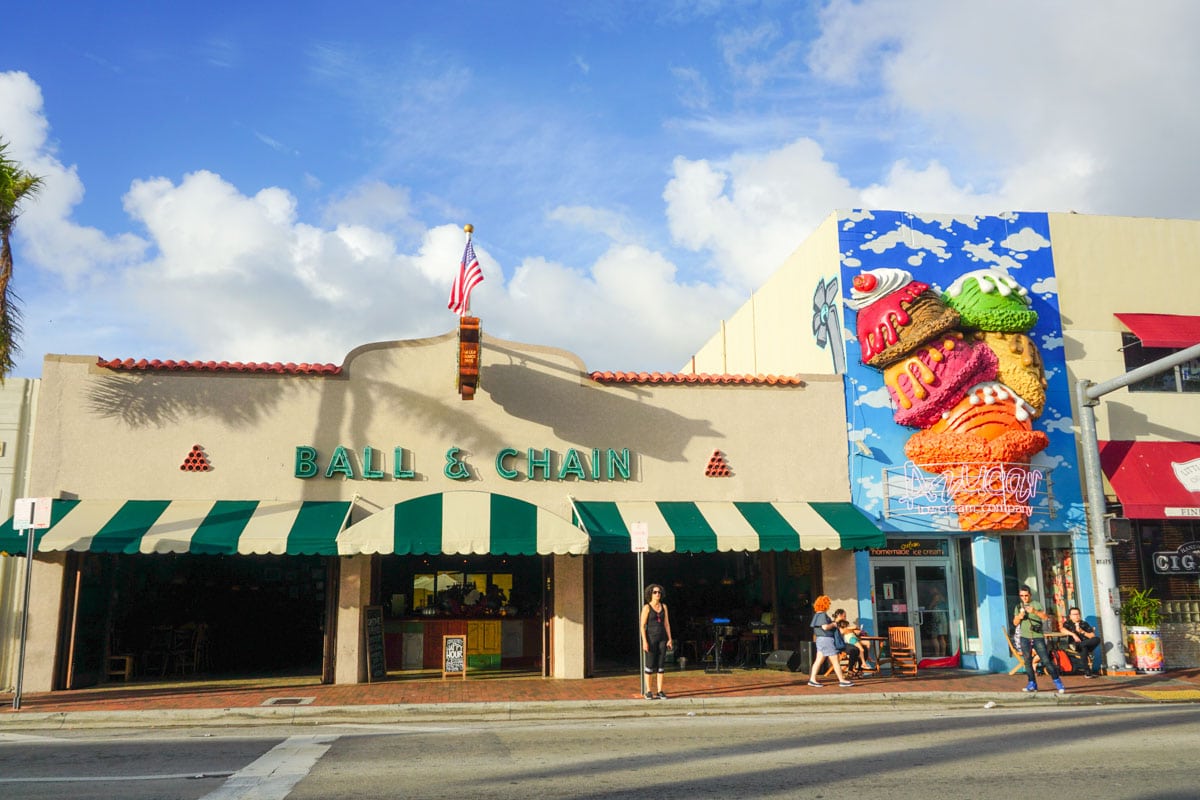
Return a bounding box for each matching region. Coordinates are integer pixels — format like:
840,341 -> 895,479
364,605 -> 386,682
443,634 -> 466,680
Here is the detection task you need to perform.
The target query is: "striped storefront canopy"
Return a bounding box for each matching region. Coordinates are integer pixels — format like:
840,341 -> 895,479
0,499 -> 353,556
338,491 -> 589,556
572,500 -> 883,553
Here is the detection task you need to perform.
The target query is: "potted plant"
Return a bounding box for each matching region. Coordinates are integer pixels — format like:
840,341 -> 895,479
1121,587 -> 1164,673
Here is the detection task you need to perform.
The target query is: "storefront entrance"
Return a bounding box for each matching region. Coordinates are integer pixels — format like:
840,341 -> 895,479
871,558 -> 953,661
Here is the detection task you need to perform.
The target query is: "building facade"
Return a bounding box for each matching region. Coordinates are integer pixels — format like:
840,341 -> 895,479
0,333 -> 880,691
689,210 -> 1200,670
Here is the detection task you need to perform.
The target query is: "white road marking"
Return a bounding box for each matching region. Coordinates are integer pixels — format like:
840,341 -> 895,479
200,734 -> 338,800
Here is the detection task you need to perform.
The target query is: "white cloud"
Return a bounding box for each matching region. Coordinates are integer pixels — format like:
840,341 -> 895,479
663,138 -> 857,289
0,71 -> 146,287
1001,227 -> 1051,252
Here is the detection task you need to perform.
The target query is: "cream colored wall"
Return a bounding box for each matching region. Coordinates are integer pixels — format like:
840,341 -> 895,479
335,555 -> 372,684
0,379 -> 39,691
688,214 -> 843,376
26,333 -> 853,687
1049,213 -> 1200,442
32,335 -> 853,515
552,554 -> 585,679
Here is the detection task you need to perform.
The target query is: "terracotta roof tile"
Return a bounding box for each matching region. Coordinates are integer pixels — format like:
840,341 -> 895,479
97,358 -> 342,376
588,371 -> 803,386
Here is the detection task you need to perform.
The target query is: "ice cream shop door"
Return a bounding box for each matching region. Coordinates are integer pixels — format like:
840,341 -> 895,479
872,561 -> 952,661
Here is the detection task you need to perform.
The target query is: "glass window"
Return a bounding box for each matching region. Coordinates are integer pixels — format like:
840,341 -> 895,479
1002,533 -> 1077,630
413,573 -> 435,610
1123,333 -> 1200,393
956,538 -> 979,640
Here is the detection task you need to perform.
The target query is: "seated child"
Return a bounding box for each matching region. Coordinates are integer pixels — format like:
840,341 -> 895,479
837,619 -> 872,676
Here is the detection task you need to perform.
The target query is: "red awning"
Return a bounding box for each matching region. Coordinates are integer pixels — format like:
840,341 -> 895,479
1115,313 -> 1200,349
1099,441 -> 1200,519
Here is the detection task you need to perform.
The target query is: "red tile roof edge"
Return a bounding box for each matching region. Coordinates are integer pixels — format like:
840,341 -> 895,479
97,358 -> 342,375
588,371 -> 804,386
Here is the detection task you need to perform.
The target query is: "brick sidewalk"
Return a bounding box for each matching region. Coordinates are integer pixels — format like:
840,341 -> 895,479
5,665 -> 1199,715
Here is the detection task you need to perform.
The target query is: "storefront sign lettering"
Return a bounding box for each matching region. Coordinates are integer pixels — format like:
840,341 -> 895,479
293,445 -> 631,481
893,461 -> 1044,518
868,539 -> 948,558
1153,541 -> 1200,574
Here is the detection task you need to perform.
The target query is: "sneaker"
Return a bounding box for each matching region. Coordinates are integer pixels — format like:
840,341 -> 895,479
1085,672 -> 1098,679
656,692 -> 667,700
1022,683 -> 1038,693
806,680 -> 823,688
838,681 -> 855,688
1053,679 -> 1065,694
644,692 -> 654,699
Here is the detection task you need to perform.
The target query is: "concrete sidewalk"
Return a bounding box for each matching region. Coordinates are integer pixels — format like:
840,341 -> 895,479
3,665 -> 1199,730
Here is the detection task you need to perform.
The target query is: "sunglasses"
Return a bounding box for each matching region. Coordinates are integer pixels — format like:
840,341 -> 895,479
651,590 -> 662,594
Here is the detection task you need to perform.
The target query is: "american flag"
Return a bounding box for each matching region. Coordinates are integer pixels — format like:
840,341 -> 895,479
447,237 -> 484,316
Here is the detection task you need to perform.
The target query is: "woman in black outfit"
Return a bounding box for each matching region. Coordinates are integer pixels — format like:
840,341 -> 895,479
640,584 -> 674,699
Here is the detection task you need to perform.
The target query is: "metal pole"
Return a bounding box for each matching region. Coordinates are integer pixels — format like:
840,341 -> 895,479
12,525 -> 34,711
1075,341 -> 1200,672
1076,381 -> 1127,671
637,552 -> 645,697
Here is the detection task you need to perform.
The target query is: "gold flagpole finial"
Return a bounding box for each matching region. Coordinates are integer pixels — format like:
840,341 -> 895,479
464,223 -> 474,234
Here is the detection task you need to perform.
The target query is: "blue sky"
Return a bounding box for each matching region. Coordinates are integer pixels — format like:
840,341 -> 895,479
2,1 -> 1199,377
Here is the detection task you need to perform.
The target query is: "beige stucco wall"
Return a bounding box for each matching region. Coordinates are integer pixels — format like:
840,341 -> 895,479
552,554 -> 585,679
688,214 -> 843,377
25,332 -> 853,687
0,378 -> 39,692
1048,212 -> 1200,442
335,555 -> 372,684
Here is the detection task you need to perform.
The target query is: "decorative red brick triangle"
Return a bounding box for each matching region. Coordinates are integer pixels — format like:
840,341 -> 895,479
705,450 -> 732,477
180,444 -> 211,472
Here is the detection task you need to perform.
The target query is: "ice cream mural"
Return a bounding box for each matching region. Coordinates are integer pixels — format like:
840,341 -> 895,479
840,211 -> 1084,535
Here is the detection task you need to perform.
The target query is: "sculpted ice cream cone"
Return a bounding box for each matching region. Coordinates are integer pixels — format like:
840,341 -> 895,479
850,268 -> 960,368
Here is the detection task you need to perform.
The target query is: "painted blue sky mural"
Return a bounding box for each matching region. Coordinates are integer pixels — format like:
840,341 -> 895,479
838,210 -> 1085,536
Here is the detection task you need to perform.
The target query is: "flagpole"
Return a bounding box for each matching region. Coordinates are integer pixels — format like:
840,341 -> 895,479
463,223 -> 473,316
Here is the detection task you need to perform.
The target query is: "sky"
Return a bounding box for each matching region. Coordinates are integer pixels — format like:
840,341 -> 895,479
2,1 -> 1199,378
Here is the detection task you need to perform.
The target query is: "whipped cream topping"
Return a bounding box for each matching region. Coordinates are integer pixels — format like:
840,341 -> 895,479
943,269 -> 1032,306
848,267 -> 914,310
948,380 -> 1037,423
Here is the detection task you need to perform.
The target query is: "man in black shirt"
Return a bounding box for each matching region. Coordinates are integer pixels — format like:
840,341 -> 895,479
1061,606 -> 1103,677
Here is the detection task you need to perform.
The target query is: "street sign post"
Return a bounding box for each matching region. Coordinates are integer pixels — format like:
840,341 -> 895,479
13,497 -> 52,711
631,522 -> 648,696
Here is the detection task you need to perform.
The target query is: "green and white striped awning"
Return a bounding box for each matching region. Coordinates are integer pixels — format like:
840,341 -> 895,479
338,491 -> 589,556
572,500 -> 883,553
0,499 -> 353,556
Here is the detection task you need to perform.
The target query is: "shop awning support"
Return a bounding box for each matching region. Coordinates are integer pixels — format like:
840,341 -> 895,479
1076,341 -> 1200,672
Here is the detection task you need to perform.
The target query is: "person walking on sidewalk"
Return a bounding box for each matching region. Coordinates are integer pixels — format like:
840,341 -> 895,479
1014,587 -> 1065,694
640,584 -> 673,699
807,597 -> 854,689
1062,606 -> 1103,678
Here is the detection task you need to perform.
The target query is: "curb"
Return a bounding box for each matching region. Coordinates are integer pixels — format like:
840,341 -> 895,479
0,691 -> 1151,731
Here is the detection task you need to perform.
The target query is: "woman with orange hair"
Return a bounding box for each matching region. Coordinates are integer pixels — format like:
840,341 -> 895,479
807,595 -> 854,688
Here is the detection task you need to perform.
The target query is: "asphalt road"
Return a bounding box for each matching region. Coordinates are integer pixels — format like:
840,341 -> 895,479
1,705 -> 1196,799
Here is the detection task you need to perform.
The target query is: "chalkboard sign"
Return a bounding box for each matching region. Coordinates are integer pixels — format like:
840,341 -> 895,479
443,634 -> 466,680
364,605 -> 386,682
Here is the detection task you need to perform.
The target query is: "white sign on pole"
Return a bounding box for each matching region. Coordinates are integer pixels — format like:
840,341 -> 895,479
13,498 -> 53,530
630,521 -> 649,553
